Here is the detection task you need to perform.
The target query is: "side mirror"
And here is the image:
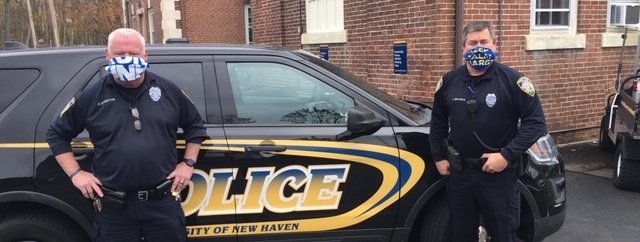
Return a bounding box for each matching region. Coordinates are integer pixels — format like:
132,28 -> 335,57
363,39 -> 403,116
336,105 -> 385,141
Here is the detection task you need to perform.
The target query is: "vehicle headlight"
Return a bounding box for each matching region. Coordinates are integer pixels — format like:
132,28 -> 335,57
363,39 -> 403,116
527,133 -> 559,165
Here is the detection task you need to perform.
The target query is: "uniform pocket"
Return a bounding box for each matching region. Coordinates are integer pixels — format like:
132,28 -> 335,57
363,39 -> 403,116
508,188 -> 521,209
92,222 -> 101,240
508,188 -> 521,228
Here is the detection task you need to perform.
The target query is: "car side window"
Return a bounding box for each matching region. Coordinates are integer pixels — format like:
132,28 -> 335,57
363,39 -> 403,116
0,69 -> 39,114
226,62 -> 354,125
83,63 -> 206,119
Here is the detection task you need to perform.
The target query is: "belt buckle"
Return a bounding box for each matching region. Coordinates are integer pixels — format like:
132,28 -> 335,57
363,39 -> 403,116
138,191 -> 149,201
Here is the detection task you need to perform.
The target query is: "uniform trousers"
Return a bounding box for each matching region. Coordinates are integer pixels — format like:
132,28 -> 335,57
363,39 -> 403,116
93,194 -> 187,242
448,166 -> 520,242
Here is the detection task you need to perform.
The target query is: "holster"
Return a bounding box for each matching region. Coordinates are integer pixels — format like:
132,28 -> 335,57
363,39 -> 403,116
100,187 -> 127,209
515,155 -> 525,176
441,139 -> 463,171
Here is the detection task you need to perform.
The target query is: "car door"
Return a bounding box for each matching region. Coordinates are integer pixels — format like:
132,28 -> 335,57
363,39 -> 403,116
34,55 -> 237,242
213,55 -> 401,241
141,56 -> 237,241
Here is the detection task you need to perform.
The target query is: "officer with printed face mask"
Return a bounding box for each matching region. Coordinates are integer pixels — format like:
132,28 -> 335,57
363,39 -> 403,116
46,28 -> 207,242
429,21 -> 547,242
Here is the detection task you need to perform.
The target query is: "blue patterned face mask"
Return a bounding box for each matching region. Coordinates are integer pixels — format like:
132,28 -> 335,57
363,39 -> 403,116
464,46 -> 496,71
105,56 -> 149,82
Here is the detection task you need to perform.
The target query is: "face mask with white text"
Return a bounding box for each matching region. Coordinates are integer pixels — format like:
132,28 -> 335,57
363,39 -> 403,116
464,46 -> 496,71
105,56 -> 149,82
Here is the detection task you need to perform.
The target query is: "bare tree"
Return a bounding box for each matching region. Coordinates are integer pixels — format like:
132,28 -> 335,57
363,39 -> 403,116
1,0 -> 122,47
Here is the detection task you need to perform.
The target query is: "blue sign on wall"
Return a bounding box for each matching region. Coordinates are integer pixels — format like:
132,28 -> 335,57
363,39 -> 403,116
319,45 -> 329,60
393,40 -> 407,74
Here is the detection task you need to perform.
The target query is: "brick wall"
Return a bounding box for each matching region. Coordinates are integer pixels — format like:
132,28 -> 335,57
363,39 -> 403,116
251,0 -> 639,144
150,0 -> 164,43
181,0 -> 248,43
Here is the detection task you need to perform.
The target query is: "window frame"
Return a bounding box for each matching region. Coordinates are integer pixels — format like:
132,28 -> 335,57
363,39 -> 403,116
530,0 -> 577,33
525,0 -> 585,50
223,61 -> 355,125
244,4 -> 253,44
148,9 -> 155,44
213,55 -> 388,127
301,0 -> 347,44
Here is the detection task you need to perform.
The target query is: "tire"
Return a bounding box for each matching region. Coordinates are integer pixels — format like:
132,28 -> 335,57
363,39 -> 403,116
0,209 -> 88,242
420,197 -> 452,242
613,144 -> 640,191
599,115 -> 615,152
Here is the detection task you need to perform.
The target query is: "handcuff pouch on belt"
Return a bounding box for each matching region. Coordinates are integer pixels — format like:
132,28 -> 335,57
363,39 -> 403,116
441,139 -> 463,171
100,187 -> 127,209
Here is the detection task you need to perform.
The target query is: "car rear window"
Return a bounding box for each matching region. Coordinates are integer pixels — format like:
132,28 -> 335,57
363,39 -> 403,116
0,69 -> 39,113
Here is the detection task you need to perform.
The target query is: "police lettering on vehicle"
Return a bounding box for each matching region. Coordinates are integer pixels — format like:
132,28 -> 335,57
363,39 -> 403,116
175,139 -> 426,237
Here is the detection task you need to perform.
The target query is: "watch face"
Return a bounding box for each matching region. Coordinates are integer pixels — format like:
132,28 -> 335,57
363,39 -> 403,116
184,159 -> 195,167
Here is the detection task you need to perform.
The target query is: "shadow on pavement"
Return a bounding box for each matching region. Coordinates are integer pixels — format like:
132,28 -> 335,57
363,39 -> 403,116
557,140 -> 615,179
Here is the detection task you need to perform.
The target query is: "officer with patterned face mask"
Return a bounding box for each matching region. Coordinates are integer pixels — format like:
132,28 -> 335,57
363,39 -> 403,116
429,21 -> 547,242
46,28 -> 207,242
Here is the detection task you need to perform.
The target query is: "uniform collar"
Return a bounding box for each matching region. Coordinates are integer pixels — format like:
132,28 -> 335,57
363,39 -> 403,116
463,62 -> 497,82
105,71 -> 158,88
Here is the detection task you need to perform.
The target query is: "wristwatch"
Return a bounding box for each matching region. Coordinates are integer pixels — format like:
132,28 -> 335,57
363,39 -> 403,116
182,158 -> 196,167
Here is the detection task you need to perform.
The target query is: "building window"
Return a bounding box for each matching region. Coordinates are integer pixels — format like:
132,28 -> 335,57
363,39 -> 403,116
301,0 -> 347,44
132,15 -> 138,31
609,0 -> 640,26
149,10 -> 155,44
525,0 -> 584,50
245,5 -> 253,44
306,0 -> 344,33
532,0 -> 572,29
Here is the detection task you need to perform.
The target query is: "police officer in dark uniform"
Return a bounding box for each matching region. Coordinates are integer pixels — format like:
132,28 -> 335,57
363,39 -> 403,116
429,21 -> 547,242
46,28 -> 207,242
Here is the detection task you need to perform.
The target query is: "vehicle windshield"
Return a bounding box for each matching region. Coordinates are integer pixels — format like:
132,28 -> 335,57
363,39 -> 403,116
294,50 -> 429,125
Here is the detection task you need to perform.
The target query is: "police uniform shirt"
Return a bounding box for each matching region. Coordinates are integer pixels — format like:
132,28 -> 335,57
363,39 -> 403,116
429,62 -> 547,164
47,72 -> 207,191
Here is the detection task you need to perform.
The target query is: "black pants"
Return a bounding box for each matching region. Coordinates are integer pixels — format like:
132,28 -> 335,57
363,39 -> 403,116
448,167 -> 520,242
93,195 -> 187,242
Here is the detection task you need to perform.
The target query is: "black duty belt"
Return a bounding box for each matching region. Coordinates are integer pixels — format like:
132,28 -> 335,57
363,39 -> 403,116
461,156 -> 487,169
126,188 -> 170,201
105,180 -> 172,202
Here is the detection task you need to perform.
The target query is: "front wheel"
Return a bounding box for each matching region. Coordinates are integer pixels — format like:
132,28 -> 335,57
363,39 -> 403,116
0,209 -> 89,242
613,144 -> 640,191
420,197 -> 451,242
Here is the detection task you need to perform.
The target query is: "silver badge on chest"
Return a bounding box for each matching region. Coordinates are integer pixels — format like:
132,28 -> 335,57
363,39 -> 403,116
149,86 -> 161,102
486,93 -> 497,108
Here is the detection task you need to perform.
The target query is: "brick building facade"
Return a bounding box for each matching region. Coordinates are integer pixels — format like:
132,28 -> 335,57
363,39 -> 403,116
252,0 -> 640,144
127,0 -> 640,144
123,0 -> 250,44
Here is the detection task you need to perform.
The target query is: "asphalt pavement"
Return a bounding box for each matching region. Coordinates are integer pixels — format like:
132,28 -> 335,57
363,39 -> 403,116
557,140 -> 615,179
543,140 -> 640,242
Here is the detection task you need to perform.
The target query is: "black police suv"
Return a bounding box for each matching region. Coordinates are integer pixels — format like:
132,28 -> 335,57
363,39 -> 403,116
0,43 -> 566,242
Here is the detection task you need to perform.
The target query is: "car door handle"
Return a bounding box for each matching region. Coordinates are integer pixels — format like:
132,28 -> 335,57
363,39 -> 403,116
74,154 -> 89,161
244,145 -> 287,152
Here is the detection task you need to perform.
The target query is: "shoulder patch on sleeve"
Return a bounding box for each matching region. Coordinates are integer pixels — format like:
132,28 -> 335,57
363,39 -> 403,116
516,76 -> 535,97
435,77 -> 443,93
60,97 -> 76,118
